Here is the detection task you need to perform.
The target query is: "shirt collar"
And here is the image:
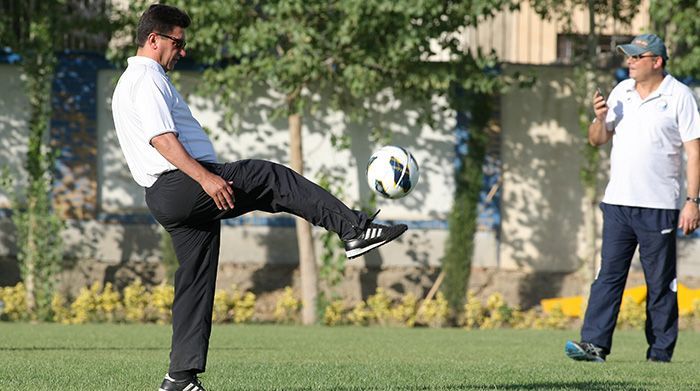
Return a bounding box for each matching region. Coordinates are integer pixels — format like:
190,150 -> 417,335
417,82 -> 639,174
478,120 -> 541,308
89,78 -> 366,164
625,73 -> 673,99
127,56 -> 166,76
655,74 -> 674,96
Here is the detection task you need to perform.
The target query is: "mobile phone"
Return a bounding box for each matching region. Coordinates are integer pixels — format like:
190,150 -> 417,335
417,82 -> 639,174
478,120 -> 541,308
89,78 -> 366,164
596,87 -> 605,99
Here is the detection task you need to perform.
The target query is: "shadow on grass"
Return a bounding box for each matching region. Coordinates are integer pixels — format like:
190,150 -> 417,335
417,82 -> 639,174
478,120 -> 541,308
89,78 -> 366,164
276,382 -> 642,391
0,346 -> 272,351
461,382 -> 642,391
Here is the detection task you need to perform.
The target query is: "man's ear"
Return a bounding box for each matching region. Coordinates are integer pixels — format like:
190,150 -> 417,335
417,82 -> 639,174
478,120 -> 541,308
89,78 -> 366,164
654,56 -> 664,70
147,32 -> 159,50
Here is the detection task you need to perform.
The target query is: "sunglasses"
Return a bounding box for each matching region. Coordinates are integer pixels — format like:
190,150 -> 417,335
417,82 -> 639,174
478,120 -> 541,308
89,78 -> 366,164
627,54 -> 657,61
156,33 -> 186,49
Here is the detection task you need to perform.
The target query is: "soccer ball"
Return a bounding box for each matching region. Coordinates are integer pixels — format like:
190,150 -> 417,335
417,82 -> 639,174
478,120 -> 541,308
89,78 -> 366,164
366,145 -> 420,199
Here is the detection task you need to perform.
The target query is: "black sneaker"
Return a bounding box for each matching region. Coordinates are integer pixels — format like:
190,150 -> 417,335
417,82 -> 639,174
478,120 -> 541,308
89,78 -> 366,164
159,374 -> 206,391
344,212 -> 407,259
565,340 -> 606,362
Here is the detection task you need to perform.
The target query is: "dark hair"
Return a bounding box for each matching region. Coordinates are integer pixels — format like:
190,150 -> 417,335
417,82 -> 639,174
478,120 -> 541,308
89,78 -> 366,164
136,4 -> 191,47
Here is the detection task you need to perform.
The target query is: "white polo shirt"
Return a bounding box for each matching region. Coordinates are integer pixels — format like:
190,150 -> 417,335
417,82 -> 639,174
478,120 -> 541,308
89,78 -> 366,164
602,74 -> 700,209
112,56 -> 217,187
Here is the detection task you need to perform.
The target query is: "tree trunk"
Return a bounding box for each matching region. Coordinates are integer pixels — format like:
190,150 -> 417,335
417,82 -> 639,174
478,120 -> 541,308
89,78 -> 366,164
579,0 -> 600,296
25,195 -> 37,315
582,185 -> 598,284
288,112 -> 318,325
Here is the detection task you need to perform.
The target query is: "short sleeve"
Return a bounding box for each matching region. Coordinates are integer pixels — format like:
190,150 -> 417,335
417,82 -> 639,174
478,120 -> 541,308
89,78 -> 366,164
132,74 -> 178,143
677,88 -> 700,142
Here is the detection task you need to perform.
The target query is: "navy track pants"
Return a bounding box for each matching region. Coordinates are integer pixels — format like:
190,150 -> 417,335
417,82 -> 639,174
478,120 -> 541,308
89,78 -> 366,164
581,202 -> 679,361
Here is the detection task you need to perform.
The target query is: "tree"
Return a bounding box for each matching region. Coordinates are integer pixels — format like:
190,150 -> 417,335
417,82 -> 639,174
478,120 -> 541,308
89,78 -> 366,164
649,0 -> 700,79
0,0 -> 115,320
529,0 -> 641,289
113,0 -> 516,323
441,89 -> 493,320
0,1 -> 65,321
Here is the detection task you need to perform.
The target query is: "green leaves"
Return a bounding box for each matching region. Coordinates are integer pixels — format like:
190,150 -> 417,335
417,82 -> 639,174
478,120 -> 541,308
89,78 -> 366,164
650,0 -> 700,79
528,0 -> 642,29
2,0 -> 73,321
109,0 -> 516,126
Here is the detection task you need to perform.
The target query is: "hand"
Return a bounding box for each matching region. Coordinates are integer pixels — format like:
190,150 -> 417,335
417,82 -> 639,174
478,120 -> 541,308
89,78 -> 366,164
678,202 -> 700,235
593,90 -> 608,122
200,172 -> 235,210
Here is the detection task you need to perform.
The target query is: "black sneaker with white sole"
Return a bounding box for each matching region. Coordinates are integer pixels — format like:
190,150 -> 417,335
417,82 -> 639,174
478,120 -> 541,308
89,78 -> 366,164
344,212 -> 407,259
565,340 -> 607,362
159,374 -> 206,391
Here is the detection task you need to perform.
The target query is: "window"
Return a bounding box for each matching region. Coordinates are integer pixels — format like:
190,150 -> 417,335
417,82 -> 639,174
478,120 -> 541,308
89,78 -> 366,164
556,33 -> 634,67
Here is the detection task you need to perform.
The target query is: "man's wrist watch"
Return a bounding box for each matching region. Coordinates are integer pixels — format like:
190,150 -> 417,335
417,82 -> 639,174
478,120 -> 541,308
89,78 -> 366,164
686,196 -> 700,205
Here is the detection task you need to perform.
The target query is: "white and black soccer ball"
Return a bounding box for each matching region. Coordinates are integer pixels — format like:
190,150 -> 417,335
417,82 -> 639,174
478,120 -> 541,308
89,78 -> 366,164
366,145 -> 420,199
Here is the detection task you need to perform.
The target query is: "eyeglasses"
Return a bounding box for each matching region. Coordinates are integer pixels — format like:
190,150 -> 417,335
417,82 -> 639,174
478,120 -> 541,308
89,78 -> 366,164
156,33 -> 186,50
627,54 -> 657,61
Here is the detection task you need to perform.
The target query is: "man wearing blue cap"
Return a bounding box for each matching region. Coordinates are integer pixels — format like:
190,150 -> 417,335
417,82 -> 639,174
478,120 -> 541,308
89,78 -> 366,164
565,34 -> 700,363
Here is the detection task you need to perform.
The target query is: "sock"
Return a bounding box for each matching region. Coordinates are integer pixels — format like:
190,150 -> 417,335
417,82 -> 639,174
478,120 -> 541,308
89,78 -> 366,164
169,370 -> 193,381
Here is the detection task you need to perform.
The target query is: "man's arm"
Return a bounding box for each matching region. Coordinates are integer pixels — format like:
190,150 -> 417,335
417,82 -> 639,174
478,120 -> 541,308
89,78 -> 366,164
679,139 -> 700,235
151,132 -> 235,210
588,89 -> 613,146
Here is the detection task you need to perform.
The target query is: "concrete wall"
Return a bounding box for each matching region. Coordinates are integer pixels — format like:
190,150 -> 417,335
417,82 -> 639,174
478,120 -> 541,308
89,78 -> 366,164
95,67 -> 458,268
497,64 -> 700,303
3,59 -> 700,305
500,64 -> 599,273
0,60 -> 463,298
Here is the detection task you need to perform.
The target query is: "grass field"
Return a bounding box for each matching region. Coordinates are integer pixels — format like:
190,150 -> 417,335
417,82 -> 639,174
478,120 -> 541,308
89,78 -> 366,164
0,324 -> 699,390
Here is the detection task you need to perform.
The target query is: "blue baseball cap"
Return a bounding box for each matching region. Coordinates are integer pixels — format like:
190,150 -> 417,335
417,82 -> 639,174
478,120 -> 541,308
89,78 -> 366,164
617,34 -> 668,60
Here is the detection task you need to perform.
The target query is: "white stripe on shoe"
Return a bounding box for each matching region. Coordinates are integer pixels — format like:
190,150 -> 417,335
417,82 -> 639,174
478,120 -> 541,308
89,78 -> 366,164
365,228 -> 382,239
345,240 -> 387,259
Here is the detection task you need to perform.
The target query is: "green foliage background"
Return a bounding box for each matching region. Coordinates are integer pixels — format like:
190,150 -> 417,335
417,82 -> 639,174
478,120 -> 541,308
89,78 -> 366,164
0,1 -> 65,320
650,0 -> 700,79
108,0 -> 520,316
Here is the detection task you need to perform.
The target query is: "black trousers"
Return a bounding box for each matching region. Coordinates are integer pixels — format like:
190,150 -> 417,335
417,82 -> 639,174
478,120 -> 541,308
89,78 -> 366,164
145,159 -> 368,374
581,203 -> 679,361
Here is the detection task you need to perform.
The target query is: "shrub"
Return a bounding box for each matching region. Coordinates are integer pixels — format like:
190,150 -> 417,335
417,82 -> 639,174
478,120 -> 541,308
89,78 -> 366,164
98,283 -> 123,322
617,296 -> 645,330
274,286 -> 300,323
70,282 -> 102,324
322,300 -> 345,326
50,292 -> 71,324
212,289 -> 231,323
347,301 -> 370,326
0,283 -> 29,321
123,280 -> 150,323
533,304 -> 569,330
366,288 -> 392,325
481,293 -> 513,329
391,293 -> 418,327
4,280 -> 699,331
417,292 -> 449,328
511,308 -> 538,330
150,283 -> 174,324
231,288 -> 256,324
462,290 -> 484,329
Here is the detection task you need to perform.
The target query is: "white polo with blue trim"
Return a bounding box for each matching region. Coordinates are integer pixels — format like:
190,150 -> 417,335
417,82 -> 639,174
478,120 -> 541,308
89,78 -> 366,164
602,74 -> 700,209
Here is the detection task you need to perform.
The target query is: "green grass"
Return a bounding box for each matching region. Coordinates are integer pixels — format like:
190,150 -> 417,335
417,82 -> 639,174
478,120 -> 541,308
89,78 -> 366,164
0,324 -> 699,390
